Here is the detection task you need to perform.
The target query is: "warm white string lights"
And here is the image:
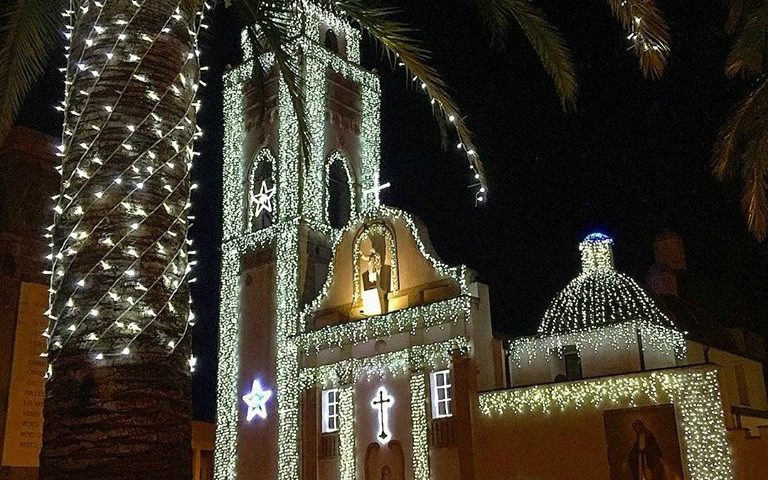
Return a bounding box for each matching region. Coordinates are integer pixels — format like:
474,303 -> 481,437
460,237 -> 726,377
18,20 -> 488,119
538,233 -> 680,336
510,233 -> 686,368
216,12 -> 379,475
479,366 -> 733,480
410,373 -> 429,480
300,206 -> 470,329
338,385 -> 355,480
299,338 -> 471,480
216,6 -> 482,480
45,0 -> 209,374
297,296 -> 471,354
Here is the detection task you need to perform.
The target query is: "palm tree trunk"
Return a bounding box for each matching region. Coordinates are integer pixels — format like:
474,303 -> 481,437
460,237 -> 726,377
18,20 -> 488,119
40,1 -> 203,478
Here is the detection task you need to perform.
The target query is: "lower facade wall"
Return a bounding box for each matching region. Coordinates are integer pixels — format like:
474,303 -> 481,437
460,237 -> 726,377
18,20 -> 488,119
474,407 -> 614,479
473,366 -> 768,480
729,428 -> 768,479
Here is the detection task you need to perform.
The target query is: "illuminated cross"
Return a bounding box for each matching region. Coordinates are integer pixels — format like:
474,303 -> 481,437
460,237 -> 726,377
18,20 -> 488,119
251,180 -> 276,218
363,182 -> 391,198
371,387 -> 393,443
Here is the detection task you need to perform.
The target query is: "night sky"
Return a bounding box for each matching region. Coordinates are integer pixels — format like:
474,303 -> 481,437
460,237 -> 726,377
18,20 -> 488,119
17,1 -> 768,422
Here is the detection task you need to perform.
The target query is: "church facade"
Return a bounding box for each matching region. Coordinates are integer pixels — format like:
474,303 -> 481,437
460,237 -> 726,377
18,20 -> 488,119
215,9 -> 767,480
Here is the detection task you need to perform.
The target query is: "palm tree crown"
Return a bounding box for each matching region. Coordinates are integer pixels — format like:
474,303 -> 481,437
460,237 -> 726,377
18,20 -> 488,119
715,0 -> 768,241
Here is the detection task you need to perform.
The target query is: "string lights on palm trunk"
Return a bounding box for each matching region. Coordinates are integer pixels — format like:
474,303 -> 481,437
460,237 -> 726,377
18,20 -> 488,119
44,0 -> 211,373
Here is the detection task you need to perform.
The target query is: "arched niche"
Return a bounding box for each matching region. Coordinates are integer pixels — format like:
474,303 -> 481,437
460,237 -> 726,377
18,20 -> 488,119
352,221 -> 399,314
326,151 -> 356,229
305,209 -> 464,328
247,148 -> 277,232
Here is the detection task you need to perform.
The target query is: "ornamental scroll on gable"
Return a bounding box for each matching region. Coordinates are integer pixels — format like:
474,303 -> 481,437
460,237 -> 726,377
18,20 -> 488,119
306,208 -> 465,329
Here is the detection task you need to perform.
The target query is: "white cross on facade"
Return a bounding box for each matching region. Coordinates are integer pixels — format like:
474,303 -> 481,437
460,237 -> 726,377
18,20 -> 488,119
371,387 -> 394,443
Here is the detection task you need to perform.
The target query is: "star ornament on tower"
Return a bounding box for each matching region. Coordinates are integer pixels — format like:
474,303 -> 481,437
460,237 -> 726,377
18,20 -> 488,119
251,180 -> 276,219
243,379 -> 272,422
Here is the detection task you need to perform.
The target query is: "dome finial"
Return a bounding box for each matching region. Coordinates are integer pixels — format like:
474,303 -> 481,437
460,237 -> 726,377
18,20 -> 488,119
580,233 -> 614,273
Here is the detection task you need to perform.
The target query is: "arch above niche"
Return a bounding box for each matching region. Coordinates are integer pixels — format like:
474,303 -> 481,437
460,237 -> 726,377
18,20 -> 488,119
247,148 -> 277,232
303,207 -> 468,329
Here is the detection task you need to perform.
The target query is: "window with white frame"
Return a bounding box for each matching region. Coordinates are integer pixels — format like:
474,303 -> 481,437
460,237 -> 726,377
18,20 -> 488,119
322,389 -> 339,433
430,370 -> 452,419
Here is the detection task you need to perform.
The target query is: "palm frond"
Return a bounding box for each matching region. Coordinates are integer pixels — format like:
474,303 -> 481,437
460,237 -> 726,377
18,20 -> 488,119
725,3 -> 768,78
605,0 -> 670,78
0,0 -> 62,145
472,0 -> 513,43
325,0 -> 487,185
470,0 -> 577,109
714,78 -> 768,241
506,0 -> 577,110
740,129 -> 768,241
234,0 -> 312,163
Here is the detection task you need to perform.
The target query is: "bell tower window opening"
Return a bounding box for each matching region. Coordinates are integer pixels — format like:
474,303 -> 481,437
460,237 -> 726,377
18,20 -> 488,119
248,149 -> 276,232
324,28 -> 340,54
322,388 -> 340,433
430,370 -> 453,419
326,153 -> 354,229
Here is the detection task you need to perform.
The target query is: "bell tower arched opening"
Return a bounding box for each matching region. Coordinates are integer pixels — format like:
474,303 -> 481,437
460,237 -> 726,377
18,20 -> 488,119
248,149 -> 277,232
326,152 -> 355,229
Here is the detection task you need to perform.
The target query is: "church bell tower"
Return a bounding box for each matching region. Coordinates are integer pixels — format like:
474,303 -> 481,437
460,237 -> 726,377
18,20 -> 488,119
216,9 -> 384,480
217,7 -> 497,480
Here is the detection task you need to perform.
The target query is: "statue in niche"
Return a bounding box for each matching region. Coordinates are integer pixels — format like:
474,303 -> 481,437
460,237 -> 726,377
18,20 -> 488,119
364,441 -> 404,480
354,223 -> 397,316
361,247 -> 382,289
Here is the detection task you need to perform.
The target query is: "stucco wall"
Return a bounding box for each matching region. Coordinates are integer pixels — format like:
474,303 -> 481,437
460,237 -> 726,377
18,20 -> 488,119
474,405 -> 615,480
237,256 -> 279,480
508,323 -> 680,387
687,342 -> 768,412
728,427 -> 768,480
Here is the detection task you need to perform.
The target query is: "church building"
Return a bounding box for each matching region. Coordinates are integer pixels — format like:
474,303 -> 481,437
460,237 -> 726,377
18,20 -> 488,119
215,8 -> 767,480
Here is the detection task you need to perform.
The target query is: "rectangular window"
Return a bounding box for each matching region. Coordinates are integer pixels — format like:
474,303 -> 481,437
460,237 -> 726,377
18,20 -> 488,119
322,389 -> 339,433
430,370 -> 452,419
735,364 -> 751,407
562,345 -> 583,381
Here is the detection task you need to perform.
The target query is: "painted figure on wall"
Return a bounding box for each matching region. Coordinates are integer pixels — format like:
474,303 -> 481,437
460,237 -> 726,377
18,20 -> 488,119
628,420 -> 665,480
603,405 -> 684,480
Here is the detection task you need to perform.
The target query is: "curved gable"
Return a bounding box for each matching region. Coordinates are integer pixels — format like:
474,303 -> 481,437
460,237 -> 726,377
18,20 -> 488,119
304,207 -> 466,329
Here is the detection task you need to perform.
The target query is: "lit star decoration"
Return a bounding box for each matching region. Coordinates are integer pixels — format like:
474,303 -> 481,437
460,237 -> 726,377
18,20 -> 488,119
242,379 -> 272,421
251,180 -> 276,219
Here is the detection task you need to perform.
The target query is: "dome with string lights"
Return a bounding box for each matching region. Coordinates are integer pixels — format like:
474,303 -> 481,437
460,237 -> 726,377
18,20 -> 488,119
538,233 -> 677,336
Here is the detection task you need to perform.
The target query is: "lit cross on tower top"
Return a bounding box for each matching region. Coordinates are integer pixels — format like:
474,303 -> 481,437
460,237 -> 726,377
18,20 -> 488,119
371,387 -> 394,444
